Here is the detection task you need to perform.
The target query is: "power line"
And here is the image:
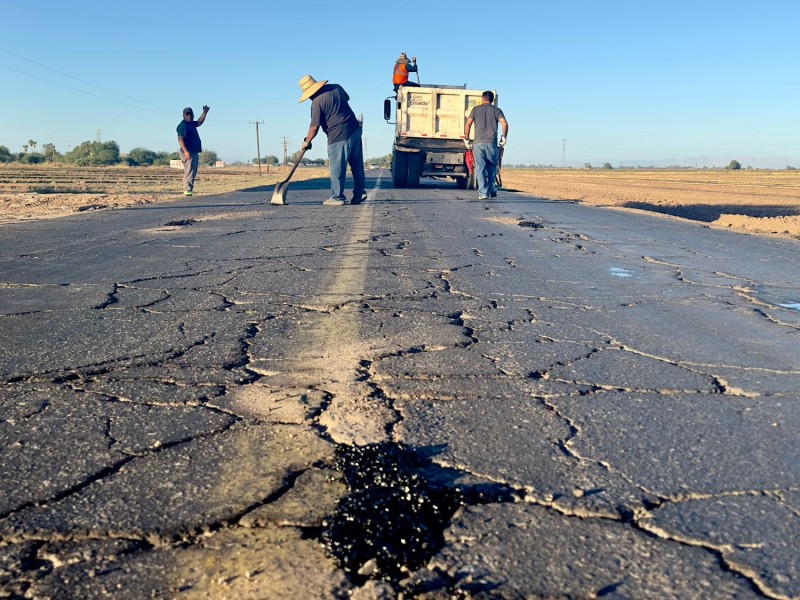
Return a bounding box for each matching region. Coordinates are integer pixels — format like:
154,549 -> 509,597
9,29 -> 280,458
0,62 -> 173,116
0,47 -> 248,124
0,47 -> 174,115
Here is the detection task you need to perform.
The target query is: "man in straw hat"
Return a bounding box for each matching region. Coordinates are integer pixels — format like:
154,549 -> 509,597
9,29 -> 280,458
299,75 -> 366,206
393,53 -> 418,93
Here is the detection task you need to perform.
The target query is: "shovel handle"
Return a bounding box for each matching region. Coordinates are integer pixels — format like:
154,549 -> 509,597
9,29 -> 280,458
280,146 -> 307,184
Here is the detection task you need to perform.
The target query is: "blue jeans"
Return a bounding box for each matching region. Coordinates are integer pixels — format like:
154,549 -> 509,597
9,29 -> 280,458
328,127 -> 366,201
473,143 -> 498,197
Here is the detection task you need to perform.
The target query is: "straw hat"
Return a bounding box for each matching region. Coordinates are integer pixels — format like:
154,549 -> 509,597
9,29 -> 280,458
396,53 -> 410,64
298,75 -> 327,103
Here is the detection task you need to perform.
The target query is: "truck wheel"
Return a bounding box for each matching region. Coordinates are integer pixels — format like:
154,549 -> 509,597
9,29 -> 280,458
406,153 -> 421,187
455,176 -> 467,189
392,149 -> 408,188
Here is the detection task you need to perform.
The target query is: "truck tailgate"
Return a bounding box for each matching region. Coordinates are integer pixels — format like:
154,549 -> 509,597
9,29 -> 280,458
399,87 -> 485,141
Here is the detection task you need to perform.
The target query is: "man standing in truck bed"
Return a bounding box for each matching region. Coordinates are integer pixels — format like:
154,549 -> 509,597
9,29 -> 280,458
464,91 -> 508,200
393,53 -> 418,93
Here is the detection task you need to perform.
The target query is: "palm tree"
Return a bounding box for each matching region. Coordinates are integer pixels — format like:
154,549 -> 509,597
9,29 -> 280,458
22,144 -> 28,154
28,140 -> 37,153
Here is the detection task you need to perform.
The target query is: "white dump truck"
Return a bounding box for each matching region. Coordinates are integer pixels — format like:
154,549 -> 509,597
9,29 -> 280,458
384,84 -> 498,189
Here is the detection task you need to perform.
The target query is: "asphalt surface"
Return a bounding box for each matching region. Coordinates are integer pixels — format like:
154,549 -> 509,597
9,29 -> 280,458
1,170 -> 799,599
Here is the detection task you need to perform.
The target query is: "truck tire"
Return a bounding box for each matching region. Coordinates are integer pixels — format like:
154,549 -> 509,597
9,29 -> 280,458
406,153 -> 422,188
455,176 -> 468,189
392,149 -> 408,188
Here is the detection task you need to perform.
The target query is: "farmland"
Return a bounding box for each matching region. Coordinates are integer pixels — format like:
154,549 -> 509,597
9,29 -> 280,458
1,164 -> 799,238
501,168 -> 800,238
0,164 -> 327,222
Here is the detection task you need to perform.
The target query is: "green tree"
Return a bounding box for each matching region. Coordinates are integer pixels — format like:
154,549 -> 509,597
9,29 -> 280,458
21,153 -> 45,164
602,162 -> 613,170
199,150 -> 219,166
0,146 -> 13,162
254,155 -> 279,165
65,141 -> 121,166
727,160 -> 742,170
126,147 -> 159,166
152,151 -> 172,166
28,139 -> 37,153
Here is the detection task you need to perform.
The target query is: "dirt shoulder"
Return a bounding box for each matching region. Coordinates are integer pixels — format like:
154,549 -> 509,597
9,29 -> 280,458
2,166 -> 799,240
501,169 -> 800,240
0,165 -> 327,224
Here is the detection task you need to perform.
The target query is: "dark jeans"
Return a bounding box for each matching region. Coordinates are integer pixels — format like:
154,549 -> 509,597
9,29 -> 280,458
327,128 -> 365,201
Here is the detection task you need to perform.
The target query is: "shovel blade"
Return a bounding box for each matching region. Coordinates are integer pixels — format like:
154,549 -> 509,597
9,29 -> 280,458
270,181 -> 289,205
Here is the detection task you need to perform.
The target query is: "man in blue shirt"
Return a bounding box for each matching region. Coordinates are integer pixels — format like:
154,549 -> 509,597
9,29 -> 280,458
464,91 -> 508,200
177,105 -> 209,196
298,75 -> 366,206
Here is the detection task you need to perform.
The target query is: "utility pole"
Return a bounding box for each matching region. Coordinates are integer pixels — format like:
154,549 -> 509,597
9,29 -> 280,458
561,139 -> 567,168
282,137 -> 290,168
250,119 -> 264,175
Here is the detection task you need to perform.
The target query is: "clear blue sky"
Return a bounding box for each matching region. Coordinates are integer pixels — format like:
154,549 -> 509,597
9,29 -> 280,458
2,0 -> 799,168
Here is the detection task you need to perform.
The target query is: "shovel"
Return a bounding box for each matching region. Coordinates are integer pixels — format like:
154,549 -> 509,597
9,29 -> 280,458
270,145 -> 308,205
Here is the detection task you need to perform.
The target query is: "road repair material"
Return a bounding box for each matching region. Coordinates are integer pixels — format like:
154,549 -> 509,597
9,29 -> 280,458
270,146 -> 308,205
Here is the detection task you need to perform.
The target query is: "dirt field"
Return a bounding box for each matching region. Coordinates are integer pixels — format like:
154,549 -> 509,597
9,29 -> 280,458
1,165 -> 799,240
501,169 -> 800,239
0,164 -> 327,223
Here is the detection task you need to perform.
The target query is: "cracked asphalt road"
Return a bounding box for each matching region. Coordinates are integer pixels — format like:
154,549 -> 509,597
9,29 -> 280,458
1,173 -> 799,598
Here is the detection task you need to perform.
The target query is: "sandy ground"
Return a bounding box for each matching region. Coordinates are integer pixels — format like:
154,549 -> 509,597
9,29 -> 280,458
1,167 -> 799,240
500,170 -> 800,240
0,165 -> 326,224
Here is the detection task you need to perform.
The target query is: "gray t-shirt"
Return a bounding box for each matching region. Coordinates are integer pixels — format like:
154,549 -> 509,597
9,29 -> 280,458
310,84 -> 360,145
469,104 -> 505,144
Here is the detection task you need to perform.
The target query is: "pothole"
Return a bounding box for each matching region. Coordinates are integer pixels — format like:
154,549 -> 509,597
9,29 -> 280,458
321,442 -> 465,583
163,219 -> 197,227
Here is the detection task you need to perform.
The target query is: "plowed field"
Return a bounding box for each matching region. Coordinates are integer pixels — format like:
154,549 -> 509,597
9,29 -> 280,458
2,165 -> 799,239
